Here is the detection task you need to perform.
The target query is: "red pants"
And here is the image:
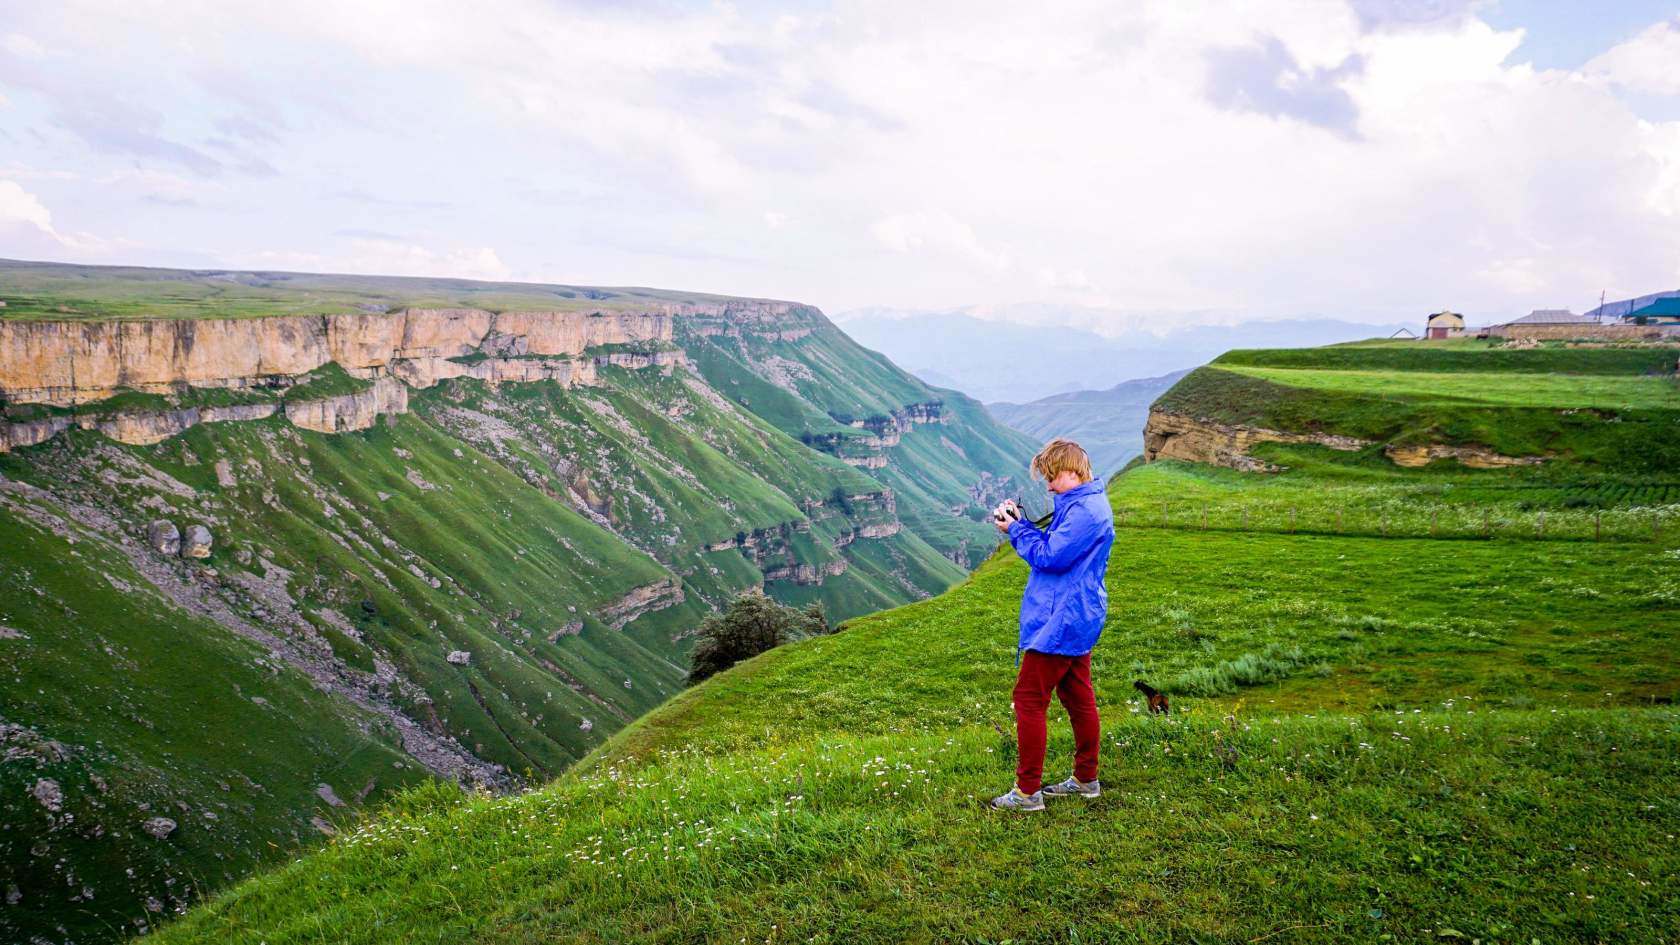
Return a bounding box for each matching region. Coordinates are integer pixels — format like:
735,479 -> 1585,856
1013,649 -> 1100,794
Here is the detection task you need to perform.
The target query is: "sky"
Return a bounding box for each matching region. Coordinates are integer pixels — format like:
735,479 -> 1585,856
2,0 -> 1679,332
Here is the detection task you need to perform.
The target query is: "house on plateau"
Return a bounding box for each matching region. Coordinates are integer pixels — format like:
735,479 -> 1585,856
1424,310 -> 1464,339
1625,298 -> 1680,325
1509,309 -> 1595,328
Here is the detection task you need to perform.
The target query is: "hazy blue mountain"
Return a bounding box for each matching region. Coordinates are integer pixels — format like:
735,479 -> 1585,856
988,370 -> 1191,476
834,309 -> 1409,403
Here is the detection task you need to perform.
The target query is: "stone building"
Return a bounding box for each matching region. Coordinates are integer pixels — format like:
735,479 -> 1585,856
1424,310 -> 1464,339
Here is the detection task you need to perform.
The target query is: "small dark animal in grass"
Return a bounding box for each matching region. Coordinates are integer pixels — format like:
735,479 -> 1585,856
1133,680 -> 1169,715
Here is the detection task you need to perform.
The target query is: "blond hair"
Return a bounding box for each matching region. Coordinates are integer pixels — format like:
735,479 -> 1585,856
1030,438 -> 1093,483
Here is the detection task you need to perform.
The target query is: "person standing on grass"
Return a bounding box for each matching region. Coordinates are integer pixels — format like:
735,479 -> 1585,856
988,438 -> 1115,812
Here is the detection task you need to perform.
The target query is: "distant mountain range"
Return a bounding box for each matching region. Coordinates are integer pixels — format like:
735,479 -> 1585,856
987,370 -> 1191,476
833,309 -> 1410,403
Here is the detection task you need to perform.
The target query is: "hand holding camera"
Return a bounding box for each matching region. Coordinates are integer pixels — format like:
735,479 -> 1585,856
992,498 -> 1024,531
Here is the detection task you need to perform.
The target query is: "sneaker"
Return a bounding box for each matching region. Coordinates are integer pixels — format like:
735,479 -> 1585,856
1042,776 -> 1101,798
988,787 -> 1045,811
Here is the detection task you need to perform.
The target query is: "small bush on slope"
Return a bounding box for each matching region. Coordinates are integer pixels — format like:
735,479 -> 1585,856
686,593 -> 828,685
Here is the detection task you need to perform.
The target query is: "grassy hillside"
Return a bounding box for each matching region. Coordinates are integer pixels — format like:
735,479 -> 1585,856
0,265 -> 1035,942
1157,342 -> 1680,471
149,342 -> 1680,944
677,309 -> 1041,566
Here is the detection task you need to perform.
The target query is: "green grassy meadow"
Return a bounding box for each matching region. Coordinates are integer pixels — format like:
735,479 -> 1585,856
151,450 -> 1680,944
1223,365 -> 1679,410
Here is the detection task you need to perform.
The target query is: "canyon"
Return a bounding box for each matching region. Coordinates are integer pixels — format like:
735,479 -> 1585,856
0,261 -> 1037,942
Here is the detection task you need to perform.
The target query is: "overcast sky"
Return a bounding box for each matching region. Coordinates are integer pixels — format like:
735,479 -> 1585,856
2,0 -> 1679,330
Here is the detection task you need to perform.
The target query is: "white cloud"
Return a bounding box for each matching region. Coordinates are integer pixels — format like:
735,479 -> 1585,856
871,211 -> 1010,270
1584,19 -> 1680,96
0,178 -> 121,258
0,179 -> 57,234
2,2 -> 1679,322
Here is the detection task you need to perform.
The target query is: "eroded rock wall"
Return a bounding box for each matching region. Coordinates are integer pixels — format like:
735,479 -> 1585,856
0,306 -> 679,406
1142,410 -> 1370,472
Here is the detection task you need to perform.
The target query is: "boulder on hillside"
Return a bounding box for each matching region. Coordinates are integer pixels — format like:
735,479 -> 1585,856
31,778 -> 63,812
446,650 -> 471,665
181,525 -> 213,559
142,817 -> 177,839
146,520 -> 180,556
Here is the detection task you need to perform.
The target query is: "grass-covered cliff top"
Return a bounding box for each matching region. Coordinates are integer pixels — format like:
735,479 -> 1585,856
154,443 -> 1680,943
1158,340 -> 1680,472
0,258 -> 787,321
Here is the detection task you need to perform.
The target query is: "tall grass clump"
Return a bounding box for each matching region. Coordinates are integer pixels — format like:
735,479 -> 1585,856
1168,643 -> 1311,695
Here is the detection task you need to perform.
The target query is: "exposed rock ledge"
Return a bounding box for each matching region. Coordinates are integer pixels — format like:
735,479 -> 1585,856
0,348 -> 682,453
1384,443 -> 1546,468
1143,409 -> 1548,472
0,304 -> 704,406
598,578 -> 686,630
1,403 -> 279,453
1142,410 -> 1369,472
0,380 -> 411,453
762,558 -> 848,586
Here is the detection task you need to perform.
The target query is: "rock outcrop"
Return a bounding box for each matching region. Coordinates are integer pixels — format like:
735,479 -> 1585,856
762,558 -> 849,585
181,524 -> 214,559
1143,408 -> 1553,472
147,520 -> 181,556
0,308 -> 700,453
0,306 -> 681,406
283,377 -> 410,433
598,579 -> 686,630
1384,443 -> 1546,468
1142,410 -> 1370,472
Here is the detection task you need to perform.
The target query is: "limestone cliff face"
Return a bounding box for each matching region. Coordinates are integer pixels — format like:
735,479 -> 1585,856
1142,408 -> 1549,471
284,377 -> 410,434
0,306 -> 700,452
0,306 -> 680,406
1383,443 -> 1546,468
678,300 -> 814,341
0,403 -> 281,453
598,579 -> 687,631
1142,409 -> 1370,472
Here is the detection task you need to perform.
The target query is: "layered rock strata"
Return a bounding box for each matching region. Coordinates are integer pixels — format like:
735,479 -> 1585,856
1143,409 -> 1549,472
1141,410 -> 1370,472
0,306 -> 680,406
0,308 -> 687,452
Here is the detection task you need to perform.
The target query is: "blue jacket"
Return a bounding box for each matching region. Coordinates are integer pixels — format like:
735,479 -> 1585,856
1005,480 -> 1115,662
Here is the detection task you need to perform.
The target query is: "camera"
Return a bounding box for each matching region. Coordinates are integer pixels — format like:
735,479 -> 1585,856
991,498 -> 1024,526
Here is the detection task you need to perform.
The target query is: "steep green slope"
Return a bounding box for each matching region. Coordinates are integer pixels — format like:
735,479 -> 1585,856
151,344 -> 1680,945
0,265 -> 1031,943
678,308 -> 1041,567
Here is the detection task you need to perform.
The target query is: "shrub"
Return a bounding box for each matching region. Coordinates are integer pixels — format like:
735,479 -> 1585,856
686,592 -> 828,685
